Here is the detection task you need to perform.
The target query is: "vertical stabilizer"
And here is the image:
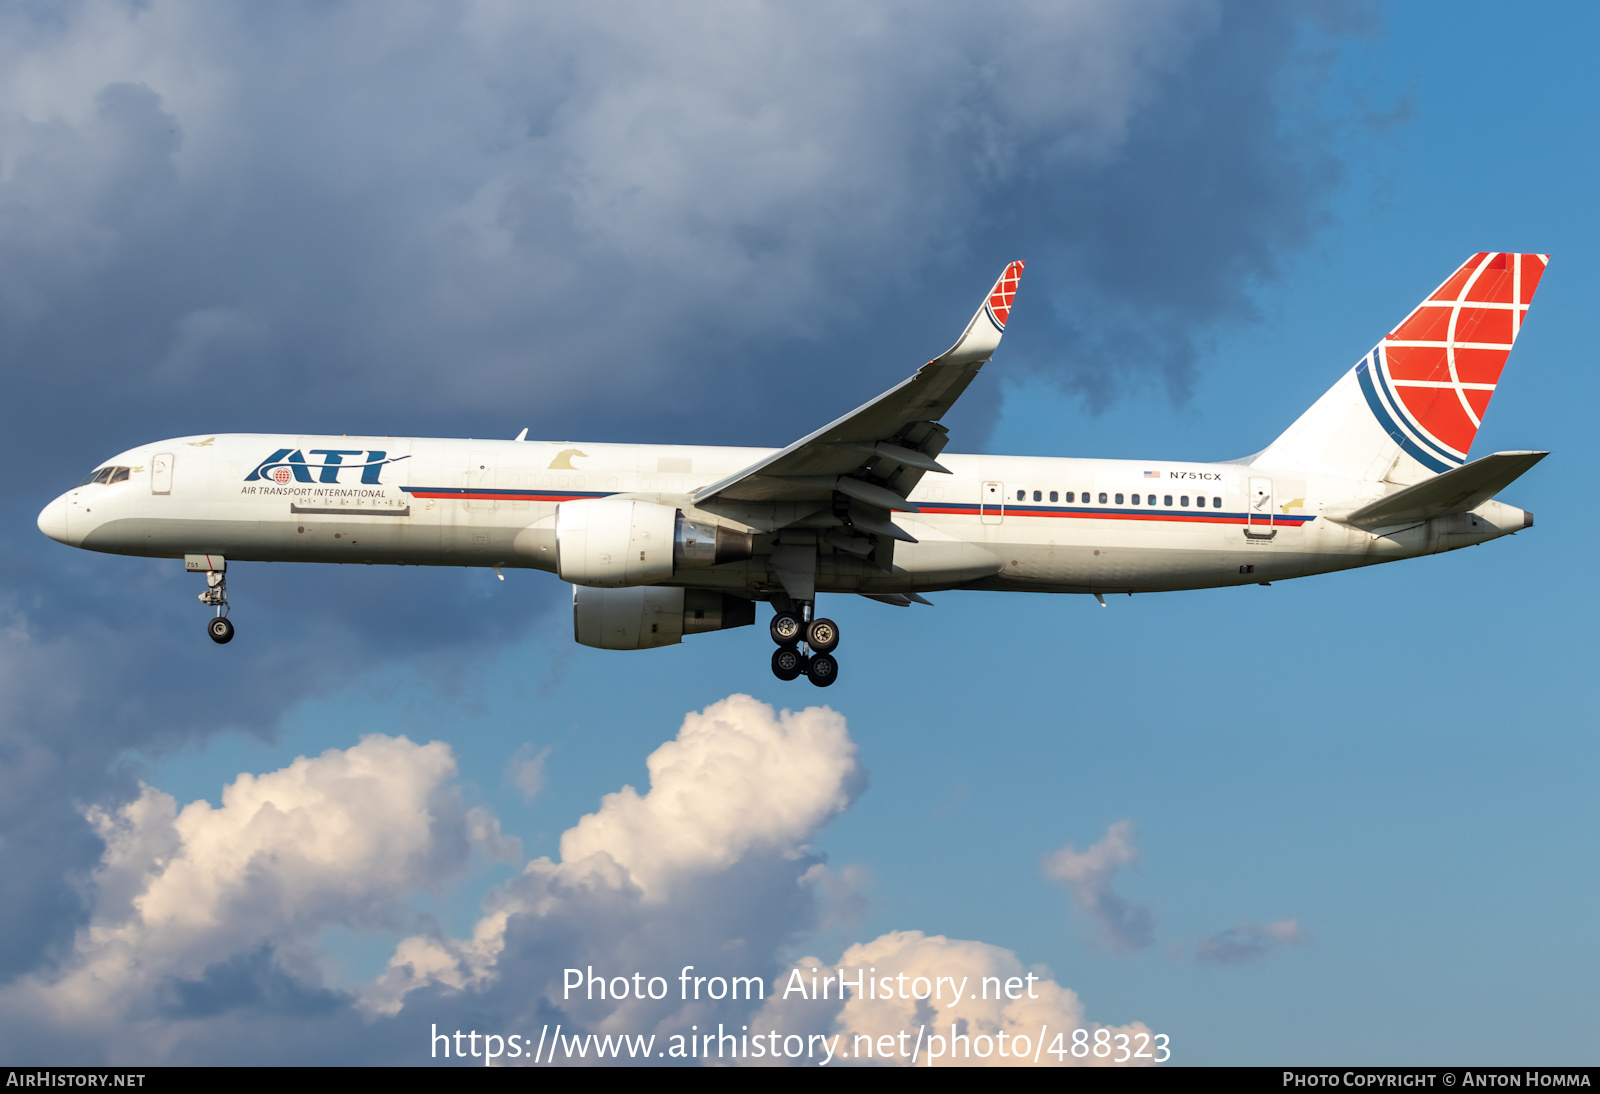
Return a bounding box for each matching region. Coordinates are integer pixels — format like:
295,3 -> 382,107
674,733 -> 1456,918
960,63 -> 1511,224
1253,253 -> 1547,482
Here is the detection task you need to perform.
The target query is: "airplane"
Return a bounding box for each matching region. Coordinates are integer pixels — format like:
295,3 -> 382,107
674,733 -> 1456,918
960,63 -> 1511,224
37,252 -> 1548,687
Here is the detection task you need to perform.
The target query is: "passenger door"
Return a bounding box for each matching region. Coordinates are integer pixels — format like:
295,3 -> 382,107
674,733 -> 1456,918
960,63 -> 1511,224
1246,477 -> 1274,537
151,453 -> 174,495
980,481 -> 1004,525
465,452 -> 496,510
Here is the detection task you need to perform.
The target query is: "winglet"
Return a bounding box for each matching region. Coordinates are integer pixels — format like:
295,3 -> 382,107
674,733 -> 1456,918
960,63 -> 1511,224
931,260 -> 1025,367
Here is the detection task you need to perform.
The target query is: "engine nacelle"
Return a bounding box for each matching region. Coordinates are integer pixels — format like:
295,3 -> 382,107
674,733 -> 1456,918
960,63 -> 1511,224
556,498 -> 754,588
573,586 -> 757,650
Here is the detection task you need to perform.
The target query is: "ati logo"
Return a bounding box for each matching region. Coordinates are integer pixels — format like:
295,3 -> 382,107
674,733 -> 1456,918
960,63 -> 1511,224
245,449 -> 410,485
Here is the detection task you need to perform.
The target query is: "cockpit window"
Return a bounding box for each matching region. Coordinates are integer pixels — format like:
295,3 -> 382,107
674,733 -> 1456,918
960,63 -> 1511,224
79,466 -> 131,486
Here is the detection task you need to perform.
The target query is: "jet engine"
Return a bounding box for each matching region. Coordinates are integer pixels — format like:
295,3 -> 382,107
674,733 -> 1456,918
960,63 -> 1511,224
573,585 -> 757,650
555,498 -> 753,587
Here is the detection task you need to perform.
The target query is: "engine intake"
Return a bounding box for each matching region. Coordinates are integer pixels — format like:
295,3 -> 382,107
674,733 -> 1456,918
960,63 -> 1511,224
556,498 -> 753,587
573,586 -> 757,649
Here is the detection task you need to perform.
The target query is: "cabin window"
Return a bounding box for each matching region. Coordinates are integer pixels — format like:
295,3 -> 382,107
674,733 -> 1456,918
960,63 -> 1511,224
1214,496 -> 1222,508
1114,493 -> 1124,504
1181,495 -> 1189,506
1131,494 -> 1140,505
1196,496 -> 1206,508
1049,491 -> 1058,502
1016,489 -> 1025,501
1148,495 -> 1156,505
1164,495 -> 1173,506
1098,492 -> 1108,504
1033,490 -> 1042,502
1065,492 -> 1075,503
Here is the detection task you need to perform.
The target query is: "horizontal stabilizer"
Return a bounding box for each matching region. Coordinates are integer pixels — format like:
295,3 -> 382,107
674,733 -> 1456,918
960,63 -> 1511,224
1338,450 -> 1546,530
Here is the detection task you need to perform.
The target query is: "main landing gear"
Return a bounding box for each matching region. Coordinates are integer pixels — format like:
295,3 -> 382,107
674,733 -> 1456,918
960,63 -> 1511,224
769,604 -> 839,687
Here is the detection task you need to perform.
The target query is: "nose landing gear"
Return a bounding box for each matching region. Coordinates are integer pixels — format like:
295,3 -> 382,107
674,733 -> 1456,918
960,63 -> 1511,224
187,554 -> 235,644
768,601 -> 839,687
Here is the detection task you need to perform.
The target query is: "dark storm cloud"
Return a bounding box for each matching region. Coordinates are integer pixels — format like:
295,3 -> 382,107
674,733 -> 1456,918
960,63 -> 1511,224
0,0 -> 1377,996
1,2 -> 1364,468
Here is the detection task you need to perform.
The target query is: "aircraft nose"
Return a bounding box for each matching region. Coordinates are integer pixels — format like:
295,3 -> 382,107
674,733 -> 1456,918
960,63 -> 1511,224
37,495 -> 70,544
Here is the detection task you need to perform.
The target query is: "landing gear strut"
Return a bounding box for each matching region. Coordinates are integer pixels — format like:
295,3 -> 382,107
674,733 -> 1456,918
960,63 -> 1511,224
188,555 -> 235,644
768,601 -> 839,687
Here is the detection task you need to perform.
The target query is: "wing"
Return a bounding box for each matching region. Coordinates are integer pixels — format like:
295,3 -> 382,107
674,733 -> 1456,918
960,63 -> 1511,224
693,261 -> 1024,538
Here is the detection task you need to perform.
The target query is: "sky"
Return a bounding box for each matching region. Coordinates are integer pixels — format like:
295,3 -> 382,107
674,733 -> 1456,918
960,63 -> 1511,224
1,0 -> 1596,1067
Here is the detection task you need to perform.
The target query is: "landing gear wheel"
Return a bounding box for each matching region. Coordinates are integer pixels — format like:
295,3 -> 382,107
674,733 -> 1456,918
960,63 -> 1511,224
208,617 -> 235,644
805,617 -> 839,654
807,652 -> 838,687
771,646 -> 804,681
770,611 -> 803,646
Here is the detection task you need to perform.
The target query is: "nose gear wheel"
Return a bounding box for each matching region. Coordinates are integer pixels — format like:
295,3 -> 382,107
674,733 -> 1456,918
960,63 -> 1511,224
196,567 -> 236,645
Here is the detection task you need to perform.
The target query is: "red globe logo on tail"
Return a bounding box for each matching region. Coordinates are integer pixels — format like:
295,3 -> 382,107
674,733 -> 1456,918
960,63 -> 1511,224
1379,252 -> 1547,459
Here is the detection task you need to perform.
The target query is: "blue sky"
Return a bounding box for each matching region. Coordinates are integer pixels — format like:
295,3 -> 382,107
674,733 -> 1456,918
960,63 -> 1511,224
2,0 -> 1596,1067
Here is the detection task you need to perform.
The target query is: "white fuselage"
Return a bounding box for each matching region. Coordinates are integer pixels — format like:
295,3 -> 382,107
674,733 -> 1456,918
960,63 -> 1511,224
38,433 -> 1530,599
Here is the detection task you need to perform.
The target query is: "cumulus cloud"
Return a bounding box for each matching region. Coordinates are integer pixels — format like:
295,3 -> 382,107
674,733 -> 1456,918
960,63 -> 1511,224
555,695 -> 862,898
756,930 -> 1154,1067
506,744 -> 551,803
365,694 -> 863,1020
1042,820 -> 1155,955
1195,919 -> 1310,966
0,694 -> 1149,1065
8,733 -> 511,1028
799,863 -> 872,932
